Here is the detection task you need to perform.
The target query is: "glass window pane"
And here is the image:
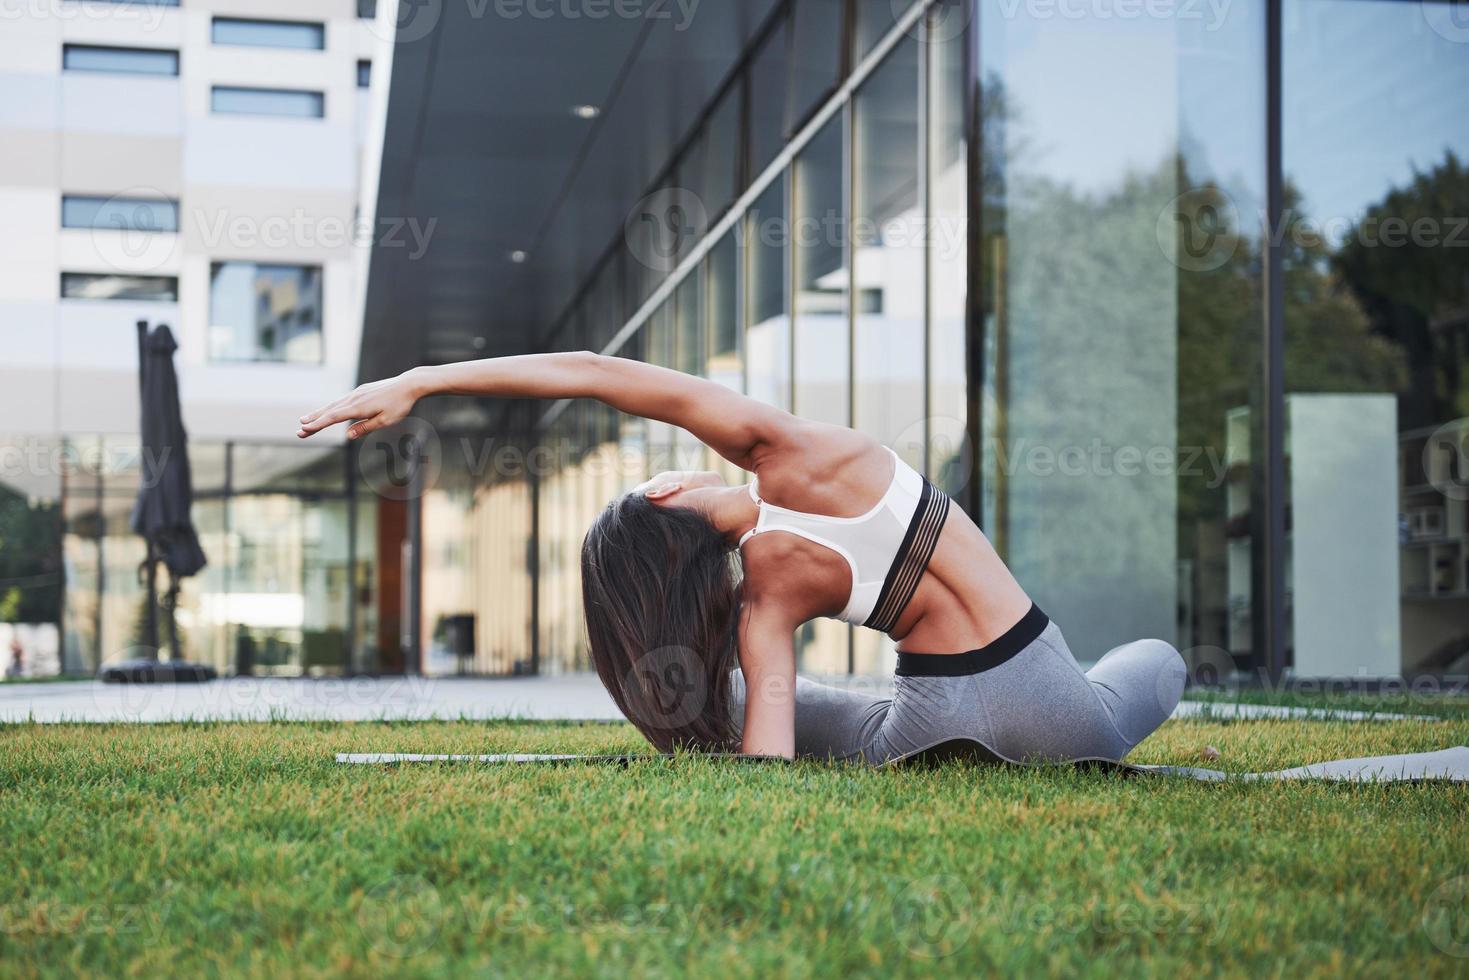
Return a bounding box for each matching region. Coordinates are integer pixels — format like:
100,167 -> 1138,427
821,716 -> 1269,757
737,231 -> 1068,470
853,37 -> 922,465
208,262 -> 323,363
358,0 -> 377,17
790,0 -> 844,131
357,60 -> 371,88
211,86 -> 325,119
707,232 -> 742,389
212,17 -> 326,50
745,176 -> 790,412
855,0 -> 917,61
928,1 -> 969,499
61,196 -> 178,233
644,302 -> 675,474
673,273 -> 704,467
62,44 -> 178,75
1284,0 -> 1469,677
0,434 -> 63,677
979,2 -> 1266,672
706,232 -> 744,480
60,273 -> 177,302
793,117 -> 848,428
749,13 -> 791,179
700,82 -> 742,217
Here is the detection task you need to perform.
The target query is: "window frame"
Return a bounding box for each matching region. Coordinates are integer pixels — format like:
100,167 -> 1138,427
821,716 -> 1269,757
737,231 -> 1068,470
60,272 -> 179,303
210,86 -> 326,119
210,16 -> 327,51
61,43 -> 179,76
207,260 -> 326,366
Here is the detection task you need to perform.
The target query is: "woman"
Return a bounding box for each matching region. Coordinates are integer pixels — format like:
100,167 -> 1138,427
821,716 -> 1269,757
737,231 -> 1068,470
299,351 -> 1186,763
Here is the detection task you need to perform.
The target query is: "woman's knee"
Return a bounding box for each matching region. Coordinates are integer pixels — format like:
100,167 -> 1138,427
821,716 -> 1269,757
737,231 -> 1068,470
1088,638 -> 1187,746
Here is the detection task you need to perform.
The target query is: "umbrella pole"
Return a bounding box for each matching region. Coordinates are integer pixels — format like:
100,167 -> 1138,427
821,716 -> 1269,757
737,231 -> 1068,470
165,571 -> 180,662
143,543 -> 160,660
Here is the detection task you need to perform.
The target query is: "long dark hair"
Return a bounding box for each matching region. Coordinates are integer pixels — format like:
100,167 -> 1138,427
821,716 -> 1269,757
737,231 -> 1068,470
581,493 -> 742,752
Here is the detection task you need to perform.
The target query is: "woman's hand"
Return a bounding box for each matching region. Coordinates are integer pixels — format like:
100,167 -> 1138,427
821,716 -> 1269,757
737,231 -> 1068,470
297,369 -> 430,440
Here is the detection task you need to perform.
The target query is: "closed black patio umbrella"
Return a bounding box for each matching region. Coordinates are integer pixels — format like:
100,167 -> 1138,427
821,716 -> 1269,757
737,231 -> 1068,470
100,321 -> 216,683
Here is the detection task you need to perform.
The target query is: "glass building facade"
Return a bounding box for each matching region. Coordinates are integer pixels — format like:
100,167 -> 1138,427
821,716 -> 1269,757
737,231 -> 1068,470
7,0 -> 1465,682
0,437 -> 399,677
433,0 -> 1466,682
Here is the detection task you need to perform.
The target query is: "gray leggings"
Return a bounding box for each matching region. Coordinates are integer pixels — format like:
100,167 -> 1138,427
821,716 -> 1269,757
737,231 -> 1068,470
731,609 -> 1187,767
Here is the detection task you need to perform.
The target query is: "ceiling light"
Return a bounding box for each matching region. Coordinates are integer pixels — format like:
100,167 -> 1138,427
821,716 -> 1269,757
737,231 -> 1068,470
570,104 -> 601,120
509,250 -> 527,263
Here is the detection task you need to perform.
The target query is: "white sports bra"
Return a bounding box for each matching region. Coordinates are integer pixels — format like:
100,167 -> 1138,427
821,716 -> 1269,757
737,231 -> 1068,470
738,448 -> 952,632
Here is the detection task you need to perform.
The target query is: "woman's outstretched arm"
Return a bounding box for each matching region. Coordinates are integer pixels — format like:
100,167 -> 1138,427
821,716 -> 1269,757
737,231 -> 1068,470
296,351 -> 799,470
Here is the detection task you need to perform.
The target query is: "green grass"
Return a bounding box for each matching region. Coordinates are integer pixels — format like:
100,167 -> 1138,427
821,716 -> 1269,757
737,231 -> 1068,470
2,717 -> 1467,978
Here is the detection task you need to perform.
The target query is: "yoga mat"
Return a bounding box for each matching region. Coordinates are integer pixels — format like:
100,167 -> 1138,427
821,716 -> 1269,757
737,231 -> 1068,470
335,753 -> 789,765
336,746 -> 1469,781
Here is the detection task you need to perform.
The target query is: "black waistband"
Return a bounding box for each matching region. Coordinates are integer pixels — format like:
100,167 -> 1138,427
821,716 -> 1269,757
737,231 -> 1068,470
894,604 -> 1050,677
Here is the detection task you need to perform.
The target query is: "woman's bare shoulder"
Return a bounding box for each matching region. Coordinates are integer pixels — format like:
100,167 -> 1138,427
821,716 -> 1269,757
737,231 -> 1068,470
750,421 -> 889,513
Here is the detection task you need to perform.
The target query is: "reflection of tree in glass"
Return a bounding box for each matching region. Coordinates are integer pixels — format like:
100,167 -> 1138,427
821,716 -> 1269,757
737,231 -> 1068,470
977,65 -> 1409,657
0,487 -> 61,625
1332,151 -> 1469,429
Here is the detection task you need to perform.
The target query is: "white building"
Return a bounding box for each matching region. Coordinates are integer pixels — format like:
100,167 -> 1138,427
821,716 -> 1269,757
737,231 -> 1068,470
0,0 -> 387,441
0,0 -> 399,676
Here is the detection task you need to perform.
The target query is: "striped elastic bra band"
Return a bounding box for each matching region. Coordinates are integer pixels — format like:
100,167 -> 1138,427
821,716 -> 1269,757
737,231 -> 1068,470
862,477 -> 951,635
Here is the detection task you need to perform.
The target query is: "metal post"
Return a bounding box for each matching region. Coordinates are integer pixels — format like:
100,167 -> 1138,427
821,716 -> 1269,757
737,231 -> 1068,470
1261,0 -> 1287,685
